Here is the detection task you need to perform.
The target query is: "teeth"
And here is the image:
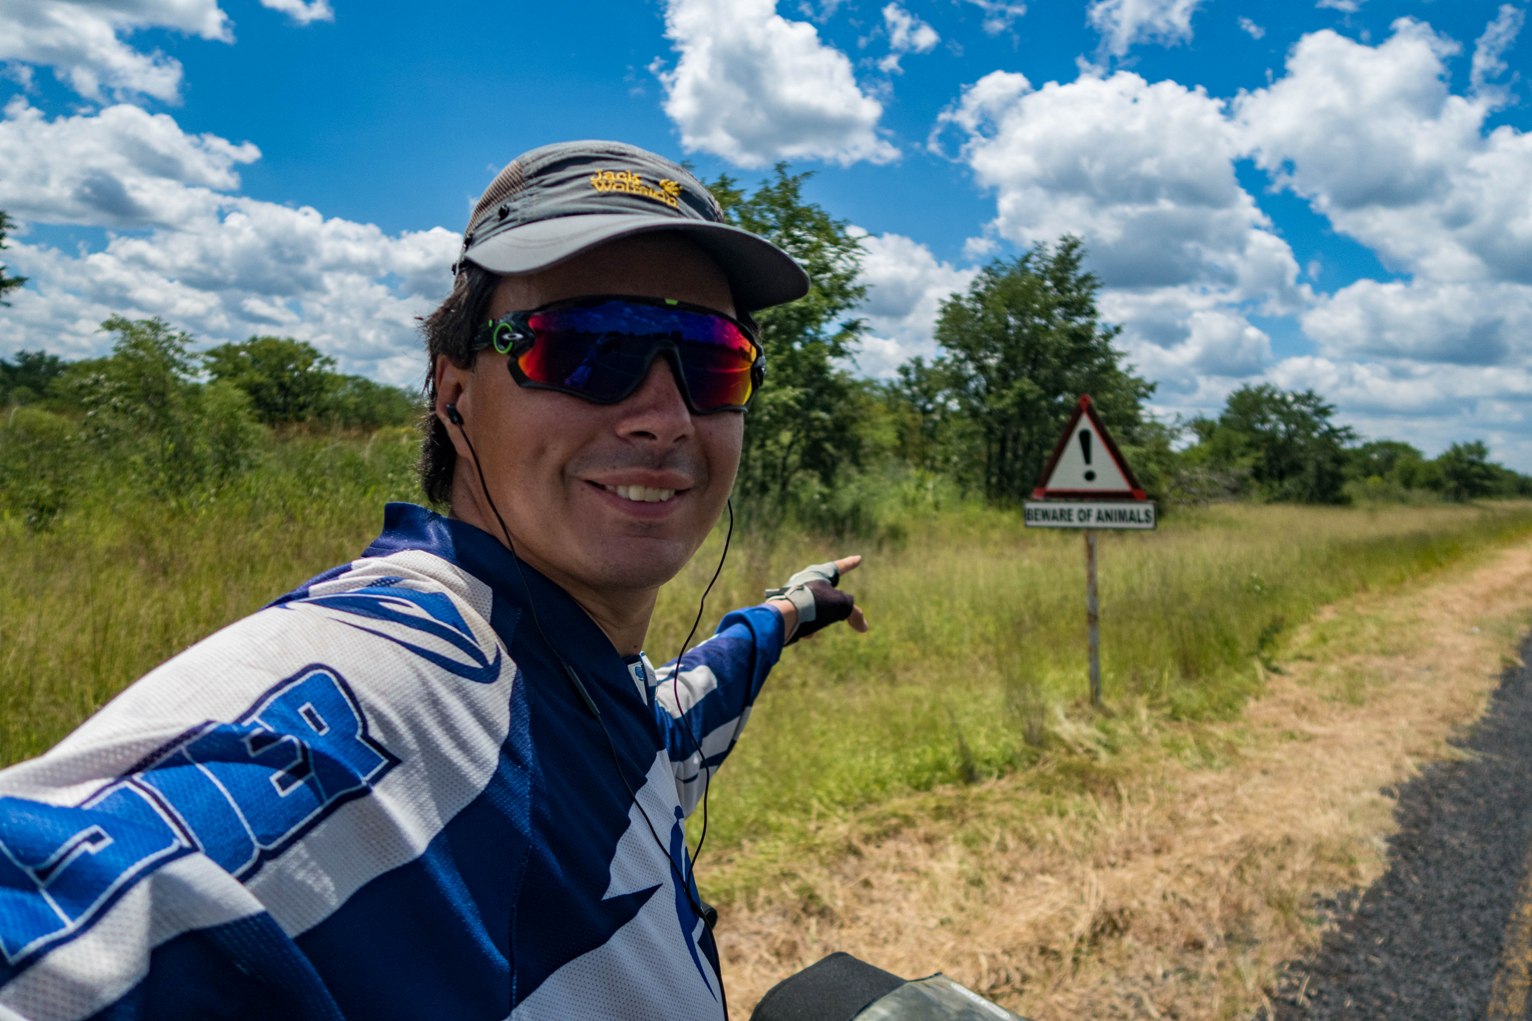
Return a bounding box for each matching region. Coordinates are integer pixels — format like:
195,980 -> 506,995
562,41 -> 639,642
608,484 -> 677,503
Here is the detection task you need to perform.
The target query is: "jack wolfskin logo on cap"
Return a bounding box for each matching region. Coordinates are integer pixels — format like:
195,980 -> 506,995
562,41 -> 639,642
588,170 -> 682,209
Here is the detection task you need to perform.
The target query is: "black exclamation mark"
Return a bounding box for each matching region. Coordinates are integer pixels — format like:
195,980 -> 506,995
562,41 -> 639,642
1079,430 -> 1095,482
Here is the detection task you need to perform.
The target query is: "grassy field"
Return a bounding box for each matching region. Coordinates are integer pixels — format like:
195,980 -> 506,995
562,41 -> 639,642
5,432 -> 1532,871
660,498 -> 1532,856
0,428 -> 422,760
10,431 -> 1532,1018
714,538 -> 1532,1017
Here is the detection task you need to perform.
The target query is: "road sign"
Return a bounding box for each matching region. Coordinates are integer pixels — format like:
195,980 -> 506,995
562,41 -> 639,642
1032,394 -> 1146,500
1023,395 -> 1156,708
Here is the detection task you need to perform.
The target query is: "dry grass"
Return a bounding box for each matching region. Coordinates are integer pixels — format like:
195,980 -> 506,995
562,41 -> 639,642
711,539 -> 1532,1019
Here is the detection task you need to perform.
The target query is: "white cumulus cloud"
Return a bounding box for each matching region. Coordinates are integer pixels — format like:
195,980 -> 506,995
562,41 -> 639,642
852,232 -> 977,377
1087,0 -> 1206,57
879,3 -> 940,74
0,0 -> 230,101
0,102 -> 456,385
1099,288 -> 1274,400
963,0 -> 1027,35
1237,20 -> 1532,285
1302,279 -> 1532,366
1471,4 -> 1525,107
5,212 -> 457,386
259,0 -> 335,25
939,70 -> 1301,305
0,0 -> 331,102
0,99 -> 259,228
657,0 -> 898,167
1170,310 -> 1272,377
933,67 -> 1313,409
1266,354 -> 1532,465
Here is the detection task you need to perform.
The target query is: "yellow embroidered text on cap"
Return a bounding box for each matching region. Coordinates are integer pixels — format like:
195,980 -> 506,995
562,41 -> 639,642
588,170 -> 682,209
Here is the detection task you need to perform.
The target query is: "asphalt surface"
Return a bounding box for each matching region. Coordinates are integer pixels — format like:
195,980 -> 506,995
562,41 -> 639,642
1263,633 -> 1532,1020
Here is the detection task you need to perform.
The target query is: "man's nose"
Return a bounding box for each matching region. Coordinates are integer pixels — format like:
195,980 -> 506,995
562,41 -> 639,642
615,355 -> 694,444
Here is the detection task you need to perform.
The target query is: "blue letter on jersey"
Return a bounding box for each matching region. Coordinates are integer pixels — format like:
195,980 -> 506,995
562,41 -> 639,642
0,667 -> 394,970
177,669 -> 393,856
0,787 -> 186,964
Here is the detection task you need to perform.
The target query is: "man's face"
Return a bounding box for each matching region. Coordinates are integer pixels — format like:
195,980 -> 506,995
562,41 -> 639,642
436,233 -> 745,621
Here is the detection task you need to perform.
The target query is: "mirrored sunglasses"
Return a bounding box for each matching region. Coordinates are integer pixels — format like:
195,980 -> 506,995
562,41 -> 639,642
473,296 -> 764,414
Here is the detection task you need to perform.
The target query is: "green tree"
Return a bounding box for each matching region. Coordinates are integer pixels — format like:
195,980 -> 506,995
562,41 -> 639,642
322,375 -> 420,430
929,236 -> 1153,503
888,356 -> 958,475
1433,440 -> 1499,501
883,355 -> 990,488
203,335 -> 336,425
1342,438 -> 1435,501
1193,384 -> 1355,503
66,317 -> 263,495
1115,415 -> 1183,504
0,211 -> 26,307
200,379 -> 266,481
1348,439 -> 1429,489
705,166 -> 867,509
1,349 -> 66,405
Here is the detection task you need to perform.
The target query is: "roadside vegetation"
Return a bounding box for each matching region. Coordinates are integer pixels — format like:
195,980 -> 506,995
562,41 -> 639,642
5,427 -> 1532,811
657,499 -> 1532,854
714,539 -> 1532,1018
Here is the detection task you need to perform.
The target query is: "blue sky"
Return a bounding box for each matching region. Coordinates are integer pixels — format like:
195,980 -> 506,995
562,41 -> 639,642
2,0 -> 1530,468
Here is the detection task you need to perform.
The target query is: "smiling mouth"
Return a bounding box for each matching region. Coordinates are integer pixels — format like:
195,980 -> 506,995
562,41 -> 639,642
603,484 -> 678,503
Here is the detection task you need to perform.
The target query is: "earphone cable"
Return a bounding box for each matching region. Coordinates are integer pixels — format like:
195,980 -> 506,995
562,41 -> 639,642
665,497 -> 733,871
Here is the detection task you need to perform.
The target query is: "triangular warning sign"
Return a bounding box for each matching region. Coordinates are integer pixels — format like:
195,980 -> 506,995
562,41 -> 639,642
1033,395 -> 1146,500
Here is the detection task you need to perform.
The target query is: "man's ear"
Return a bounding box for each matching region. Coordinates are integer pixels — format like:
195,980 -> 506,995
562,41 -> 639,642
438,357 -> 465,420
434,357 -> 471,453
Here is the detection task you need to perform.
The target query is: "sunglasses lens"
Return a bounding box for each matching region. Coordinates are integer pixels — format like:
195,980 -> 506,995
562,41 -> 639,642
515,300 -> 759,410
675,338 -> 757,410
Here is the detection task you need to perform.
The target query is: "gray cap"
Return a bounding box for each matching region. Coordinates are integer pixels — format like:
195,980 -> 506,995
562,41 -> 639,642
456,140 -> 810,312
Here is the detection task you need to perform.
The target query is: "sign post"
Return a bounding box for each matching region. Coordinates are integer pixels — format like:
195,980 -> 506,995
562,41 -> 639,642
1085,529 -> 1100,706
1024,395 -> 1155,707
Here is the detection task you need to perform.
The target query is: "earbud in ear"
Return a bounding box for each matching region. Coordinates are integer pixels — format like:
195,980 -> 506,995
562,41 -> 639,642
446,403 -> 463,426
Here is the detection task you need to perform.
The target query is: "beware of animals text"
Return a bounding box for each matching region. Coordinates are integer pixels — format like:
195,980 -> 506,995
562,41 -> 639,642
1024,501 -> 1156,530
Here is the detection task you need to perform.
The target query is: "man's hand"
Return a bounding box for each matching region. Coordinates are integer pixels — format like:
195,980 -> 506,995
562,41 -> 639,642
765,555 -> 869,645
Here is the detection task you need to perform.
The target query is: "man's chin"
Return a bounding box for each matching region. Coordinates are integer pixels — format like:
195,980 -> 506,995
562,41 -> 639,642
576,539 -> 703,592
598,557 -> 696,594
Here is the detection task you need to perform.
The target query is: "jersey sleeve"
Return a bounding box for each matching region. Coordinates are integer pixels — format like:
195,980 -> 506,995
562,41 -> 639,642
650,605 -> 785,815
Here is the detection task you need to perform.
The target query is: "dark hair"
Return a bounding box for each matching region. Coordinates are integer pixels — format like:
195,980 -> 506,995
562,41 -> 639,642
418,263 -> 500,507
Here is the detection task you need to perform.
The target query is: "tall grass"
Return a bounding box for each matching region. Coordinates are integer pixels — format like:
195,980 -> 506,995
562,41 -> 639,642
654,500 -> 1532,849
5,433 -> 1531,864
0,428 -> 420,758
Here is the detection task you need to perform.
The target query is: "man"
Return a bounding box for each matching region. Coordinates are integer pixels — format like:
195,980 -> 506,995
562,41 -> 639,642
0,140 -> 866,1020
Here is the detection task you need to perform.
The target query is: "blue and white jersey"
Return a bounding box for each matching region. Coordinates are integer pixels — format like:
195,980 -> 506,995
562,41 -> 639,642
0,503 -> 784,1020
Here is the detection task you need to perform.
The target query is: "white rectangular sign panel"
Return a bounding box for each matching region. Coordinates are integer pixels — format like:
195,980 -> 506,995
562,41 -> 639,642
1023,501 -> 1157,530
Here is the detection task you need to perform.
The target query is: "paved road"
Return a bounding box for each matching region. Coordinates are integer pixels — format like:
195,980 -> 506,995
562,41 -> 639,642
1264,633 -> 1532,1020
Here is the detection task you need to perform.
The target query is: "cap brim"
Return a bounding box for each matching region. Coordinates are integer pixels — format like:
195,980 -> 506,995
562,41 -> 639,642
461,213 -> 810,312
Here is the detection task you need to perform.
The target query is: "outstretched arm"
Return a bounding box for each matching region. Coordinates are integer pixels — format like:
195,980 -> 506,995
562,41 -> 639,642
653,554 -> 869,813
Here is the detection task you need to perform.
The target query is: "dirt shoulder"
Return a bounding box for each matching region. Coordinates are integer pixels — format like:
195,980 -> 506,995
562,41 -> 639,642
713,540 -> 1532,1020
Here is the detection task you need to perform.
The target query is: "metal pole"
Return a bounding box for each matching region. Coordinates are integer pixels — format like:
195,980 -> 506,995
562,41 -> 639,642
1085,528 -> 1101,707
